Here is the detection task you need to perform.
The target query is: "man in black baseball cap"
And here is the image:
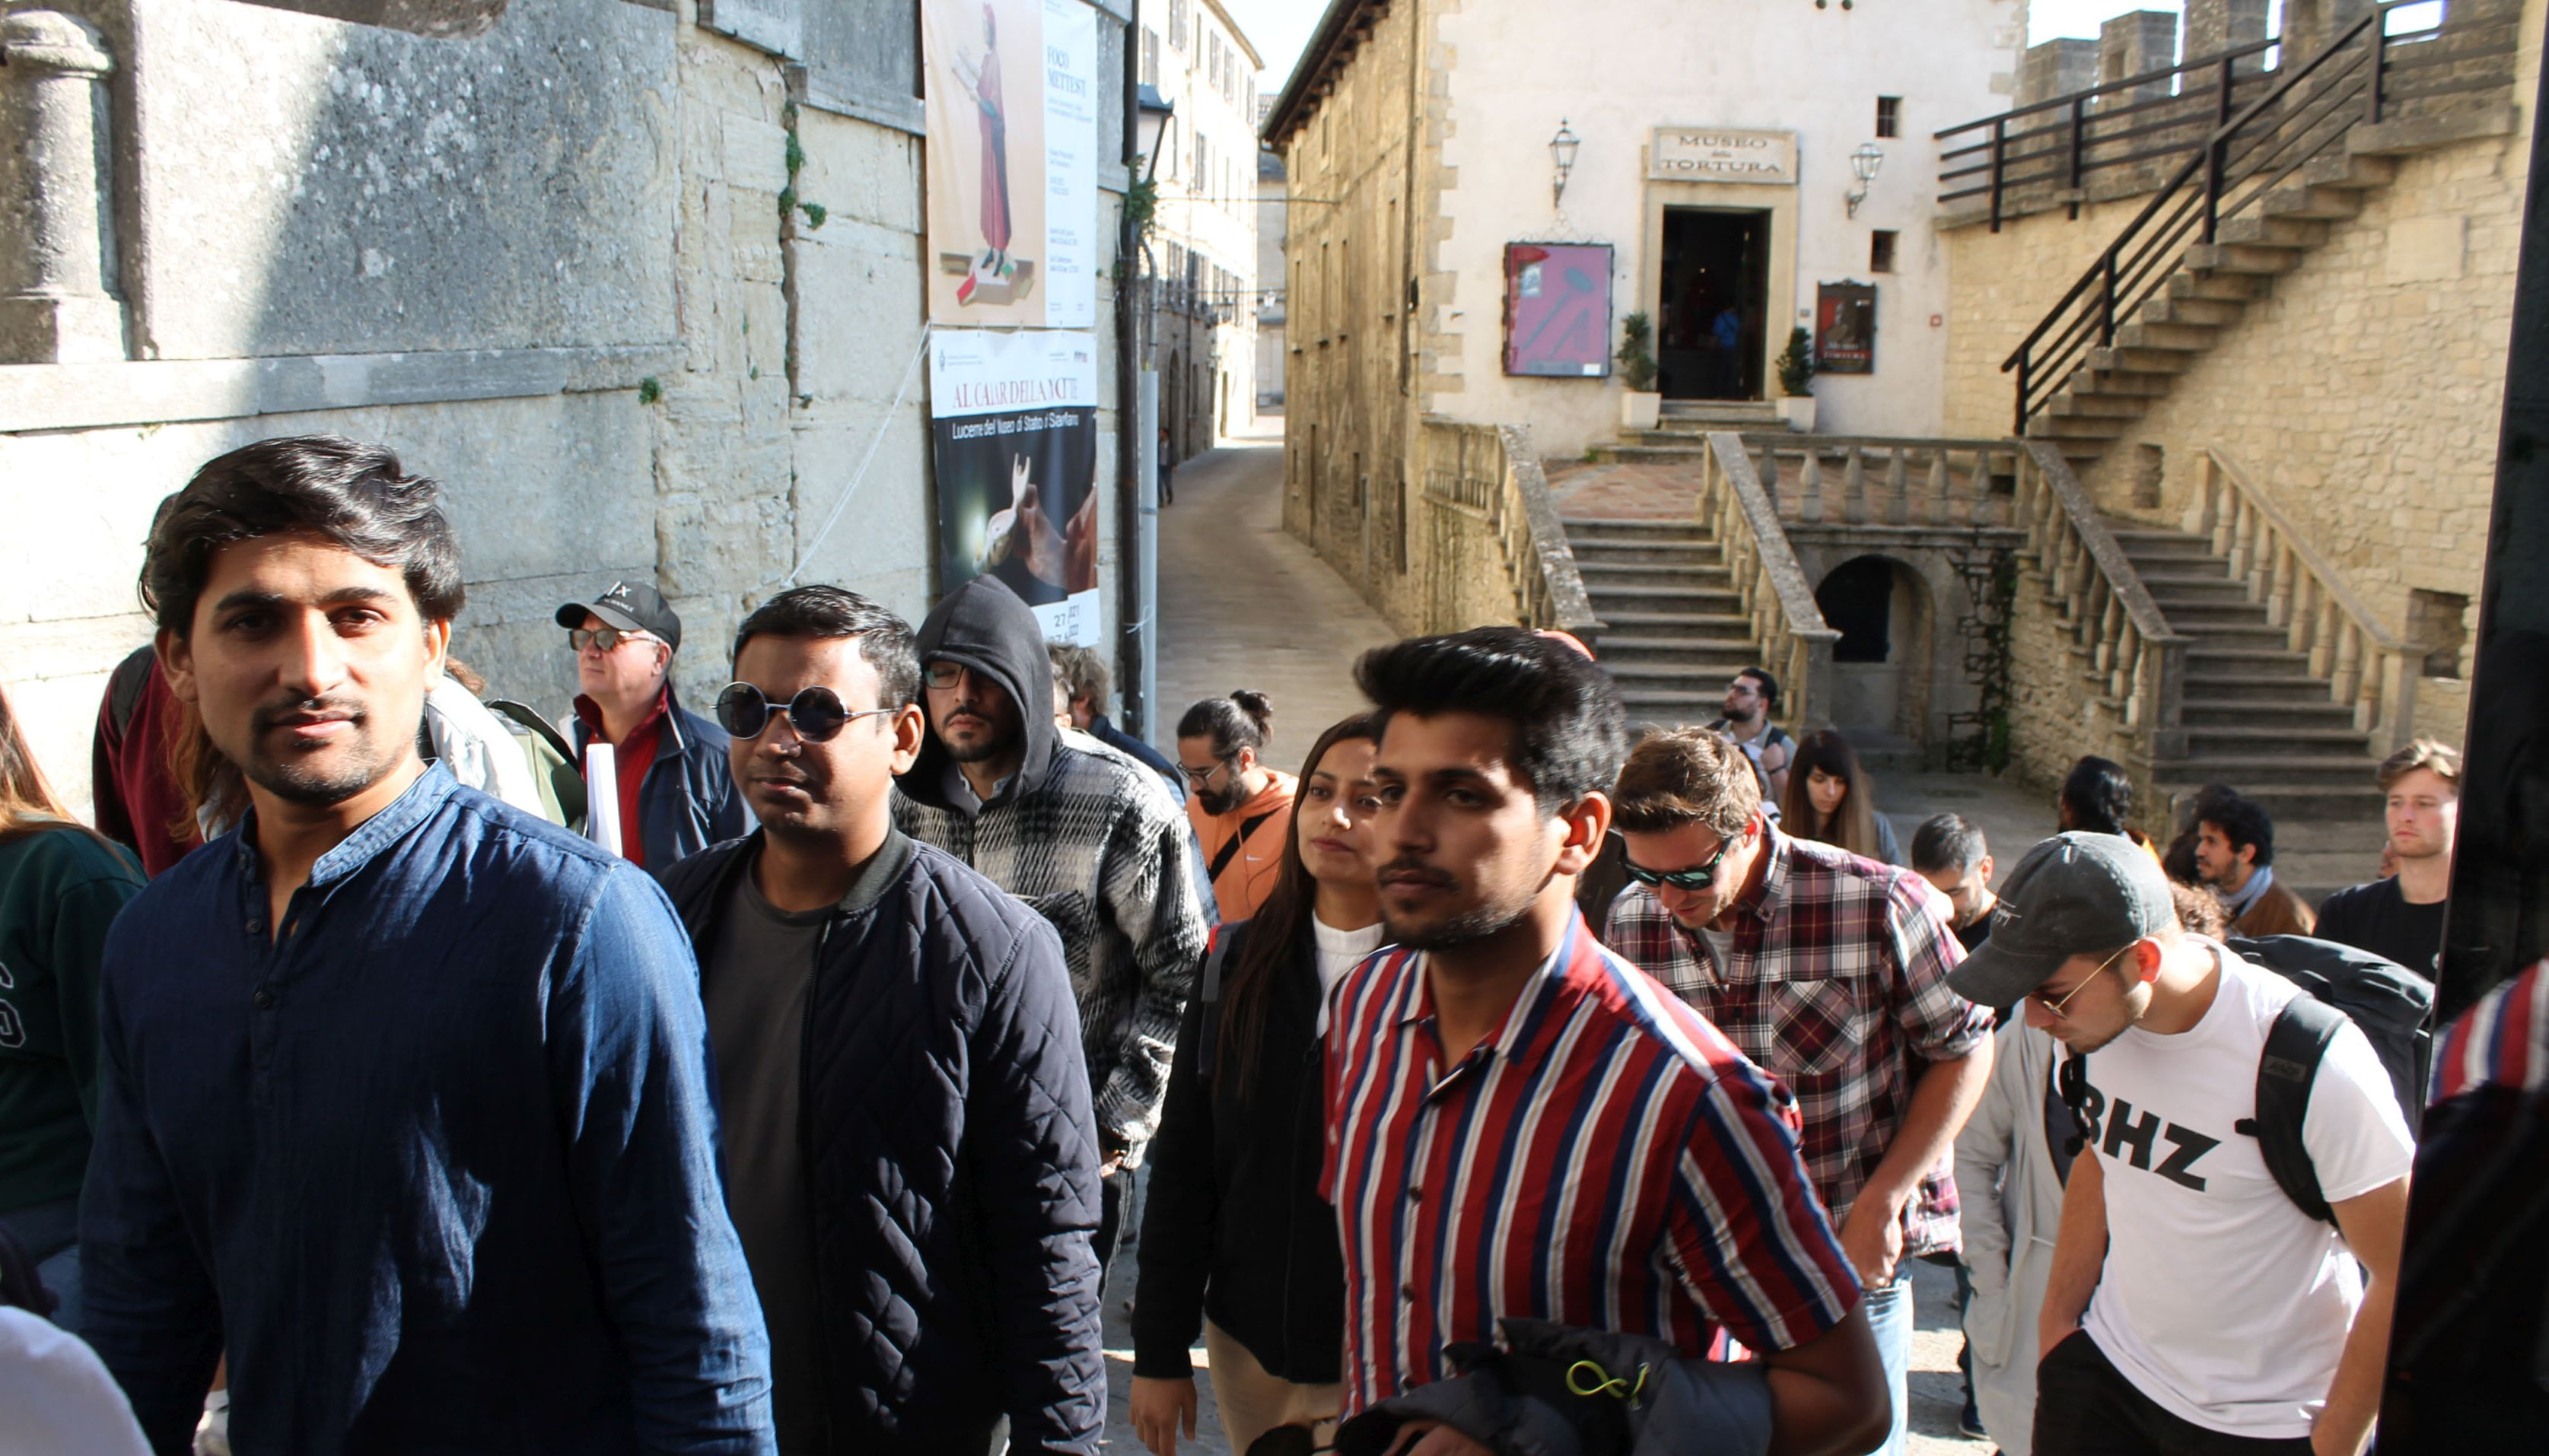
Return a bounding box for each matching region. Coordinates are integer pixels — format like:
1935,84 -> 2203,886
558,581 -> 744,870
1959,834 -> 2411,1456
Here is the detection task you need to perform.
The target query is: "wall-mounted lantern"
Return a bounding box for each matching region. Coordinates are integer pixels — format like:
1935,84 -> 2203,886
1550,119 -> 1580,208
1845,141 -> 1885,217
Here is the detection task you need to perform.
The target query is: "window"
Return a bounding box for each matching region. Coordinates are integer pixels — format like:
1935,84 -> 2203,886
1141,28 -> 1159,87
1169,0 -> 1189,51
1876,96 -> 1901,138
1870,230 -> 1898,273
1209,32 -> 1222,90
2411,590 -> 2470,677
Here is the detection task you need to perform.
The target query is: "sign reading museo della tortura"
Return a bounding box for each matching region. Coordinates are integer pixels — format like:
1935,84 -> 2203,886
1647,128 -> 1797,185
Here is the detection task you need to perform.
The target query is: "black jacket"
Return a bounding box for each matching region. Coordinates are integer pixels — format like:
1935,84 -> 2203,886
568,682 -> 747,870
659,830 -> 1106,1454
1130,917 -> 1345,1384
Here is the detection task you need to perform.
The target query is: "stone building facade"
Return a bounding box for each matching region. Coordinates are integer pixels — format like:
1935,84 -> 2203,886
0,0 -> 1139,818
1138,0 -> 1259,456
1943,0 -> 2544,759
1263,0 -> 2023,634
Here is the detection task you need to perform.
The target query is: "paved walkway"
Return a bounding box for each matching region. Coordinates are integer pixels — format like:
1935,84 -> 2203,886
1099,433 -> 2009,1454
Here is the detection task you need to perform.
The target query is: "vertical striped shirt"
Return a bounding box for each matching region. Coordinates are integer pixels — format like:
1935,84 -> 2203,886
1320,911 -> 1860,1418
2433,957 -> 2549,1103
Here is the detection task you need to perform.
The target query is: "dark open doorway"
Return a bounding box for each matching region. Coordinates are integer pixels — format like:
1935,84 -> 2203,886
1658,208 -> 1769,400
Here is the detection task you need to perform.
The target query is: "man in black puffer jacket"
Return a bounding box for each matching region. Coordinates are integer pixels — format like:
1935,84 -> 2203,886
659,587 -> 1104,1455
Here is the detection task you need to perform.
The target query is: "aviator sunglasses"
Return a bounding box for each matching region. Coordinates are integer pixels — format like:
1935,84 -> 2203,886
714,683 -> 896,743
568,626 -> 652,653
1621,827 -> 1745,892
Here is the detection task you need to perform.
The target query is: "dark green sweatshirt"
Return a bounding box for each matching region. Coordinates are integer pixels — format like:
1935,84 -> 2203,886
0,824 -> 145,1212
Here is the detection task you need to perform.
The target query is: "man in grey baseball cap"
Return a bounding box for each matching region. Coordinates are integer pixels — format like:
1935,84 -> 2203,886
558,580 -> 744,869
1966,834 -> 2411,1456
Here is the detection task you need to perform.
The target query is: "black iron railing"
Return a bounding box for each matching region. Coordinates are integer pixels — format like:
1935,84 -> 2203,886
1990,0 -> 2509,435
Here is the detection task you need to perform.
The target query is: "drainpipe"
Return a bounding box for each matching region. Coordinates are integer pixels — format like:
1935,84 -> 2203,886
1115,7 -> 1145,736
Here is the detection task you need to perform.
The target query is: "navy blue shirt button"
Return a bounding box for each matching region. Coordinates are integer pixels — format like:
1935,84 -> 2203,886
253,987 -> 276,1010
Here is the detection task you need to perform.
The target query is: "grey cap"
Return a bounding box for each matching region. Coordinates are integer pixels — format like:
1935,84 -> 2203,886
1947,831 -> 2175,1006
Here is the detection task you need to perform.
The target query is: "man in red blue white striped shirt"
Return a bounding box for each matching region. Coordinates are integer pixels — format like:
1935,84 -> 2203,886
1321,629 -> 1887,1456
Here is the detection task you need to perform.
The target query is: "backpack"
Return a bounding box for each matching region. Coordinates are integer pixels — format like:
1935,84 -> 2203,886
2059,934 -> 2433,1225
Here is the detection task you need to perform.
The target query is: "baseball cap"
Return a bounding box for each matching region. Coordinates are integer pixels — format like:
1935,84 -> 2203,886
556,581 -> 682,653
1946,831 -> 2175,1007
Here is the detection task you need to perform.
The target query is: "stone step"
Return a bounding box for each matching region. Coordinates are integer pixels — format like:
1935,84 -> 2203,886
2150,603 -> 2276,631
1586,586 -> 1743,614
1660,399 -> 1782,423
2027,413 -> 2131,441
2135,573 -> 2254,599
2167,270 -> 2271,304
2167,623 -> 2293,649
2086,345 -> 2197,374
2215,215 -> 2326,250
2299,149 -> 2395,192
2146,782 -> 2385,822
1561,517 -> 1710,539
2184,242 -> 2302,275
2048,389 -> 2150,420
2156,752 -> 2383,787
2140,295 -> 2246,329
2258,182 -> 2363,222
1594,624 -> 1755,651
2181,672 -> 2340,703
1575,559 -> 1733,585
2181,697 -> 2361,727
2078,367 -> 2177,397
2183,724 -> 2374,754
2113,320 -> 2220,353
1591,606 -> 1749,632
1605,658 -> 1765,685
2184,647 -> 2316,676
1590,443 -> 1717,466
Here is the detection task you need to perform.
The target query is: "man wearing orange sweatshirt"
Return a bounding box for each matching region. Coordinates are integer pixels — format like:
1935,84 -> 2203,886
1176,692 -> 1296,921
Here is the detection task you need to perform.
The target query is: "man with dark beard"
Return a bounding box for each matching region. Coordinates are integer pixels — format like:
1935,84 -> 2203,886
1319,628 -> 1889,1456
893,577 -> 1210,1288
77,436 -> 772,1454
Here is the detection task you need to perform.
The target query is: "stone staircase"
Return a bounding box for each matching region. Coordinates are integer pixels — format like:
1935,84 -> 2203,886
1593,399 -> 1792,466
1561,516 -> 1761,726
2105,520 -> 2385,822
2028,104 -> 2518,466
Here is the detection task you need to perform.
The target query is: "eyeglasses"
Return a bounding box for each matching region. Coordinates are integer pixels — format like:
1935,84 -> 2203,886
2032,943 -> 2137,1019
714,683 -> 896,743
923,661 -> 971,691
569,626 -> 652,654
1623,828 -> 1745,892
1179,758 -> 1233,788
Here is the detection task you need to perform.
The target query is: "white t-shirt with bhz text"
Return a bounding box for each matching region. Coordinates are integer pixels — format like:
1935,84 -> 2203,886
2078,941 -> 2414,1439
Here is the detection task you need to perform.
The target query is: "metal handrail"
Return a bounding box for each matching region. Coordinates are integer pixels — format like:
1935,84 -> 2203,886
2000,2 -> 2452,434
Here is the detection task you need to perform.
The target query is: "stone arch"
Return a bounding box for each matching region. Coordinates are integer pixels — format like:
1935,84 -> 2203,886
1812,552 -> 1936,747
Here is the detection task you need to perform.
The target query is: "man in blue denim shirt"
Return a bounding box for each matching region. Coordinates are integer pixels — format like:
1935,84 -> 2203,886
77,435 -> 775,1454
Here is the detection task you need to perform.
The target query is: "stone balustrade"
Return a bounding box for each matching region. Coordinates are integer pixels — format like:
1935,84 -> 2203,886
2191,445 -> 2421,750
1698,432 -> 1843,732
0,10 -> 124,364
1745,436 -> 2018,529
2014,440 -> 2192,761
1417,418 -> 1598,636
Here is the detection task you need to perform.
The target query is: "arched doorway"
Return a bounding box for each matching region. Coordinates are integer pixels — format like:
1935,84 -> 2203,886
1813,555 -> 1933,745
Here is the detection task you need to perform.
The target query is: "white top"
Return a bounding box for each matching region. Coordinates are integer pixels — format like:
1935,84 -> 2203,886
2080,941 -> 2414,1439
1311,914 -> 1386,1035
0,1308 -> 151,1456
423,676 -> 552,819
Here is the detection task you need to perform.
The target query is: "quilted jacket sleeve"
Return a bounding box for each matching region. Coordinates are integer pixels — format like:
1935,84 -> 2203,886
970,911 -> 1108,1453
1128,984 -> 1219,1376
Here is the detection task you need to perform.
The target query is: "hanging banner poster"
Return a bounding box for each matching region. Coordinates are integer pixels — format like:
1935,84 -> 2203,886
922,0 -> 1099,328
930,328 -> 1103,644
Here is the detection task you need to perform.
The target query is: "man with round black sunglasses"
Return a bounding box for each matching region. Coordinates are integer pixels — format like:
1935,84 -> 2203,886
659,585 -> 1104,1455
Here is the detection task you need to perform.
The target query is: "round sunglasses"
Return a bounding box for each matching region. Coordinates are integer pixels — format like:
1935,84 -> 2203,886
714,683 -> 896,743
1621,829 -> 1744,892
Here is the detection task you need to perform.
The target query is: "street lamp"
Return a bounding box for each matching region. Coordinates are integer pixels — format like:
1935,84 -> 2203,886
1549,119 -> 1580,208
1846,141 -> 1884,217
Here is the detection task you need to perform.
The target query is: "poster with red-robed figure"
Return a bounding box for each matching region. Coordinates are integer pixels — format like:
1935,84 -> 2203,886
922,0 -> 1098,328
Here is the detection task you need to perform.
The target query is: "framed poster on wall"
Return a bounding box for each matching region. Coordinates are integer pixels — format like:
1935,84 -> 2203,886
1504,243 -> 1615,377
1816,281 -> 1876,373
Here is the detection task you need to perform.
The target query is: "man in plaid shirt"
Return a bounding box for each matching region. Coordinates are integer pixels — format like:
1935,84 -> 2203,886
1606,728 -> 1994,1456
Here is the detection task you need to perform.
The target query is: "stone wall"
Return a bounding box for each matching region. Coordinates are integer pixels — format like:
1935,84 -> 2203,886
0,0 -> 1131,819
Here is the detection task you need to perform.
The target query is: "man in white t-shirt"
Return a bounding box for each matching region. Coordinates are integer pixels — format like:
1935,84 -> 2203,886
1946,832 -> 2413,1456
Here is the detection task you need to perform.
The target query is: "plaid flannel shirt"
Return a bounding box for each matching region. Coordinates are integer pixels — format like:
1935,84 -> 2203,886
1605,825 -> 1993,1257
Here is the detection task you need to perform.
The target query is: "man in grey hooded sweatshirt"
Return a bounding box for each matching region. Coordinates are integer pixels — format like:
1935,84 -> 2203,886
893,577 -> 1211,1283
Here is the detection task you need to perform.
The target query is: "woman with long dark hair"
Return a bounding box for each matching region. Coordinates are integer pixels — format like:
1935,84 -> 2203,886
1129,714 -> 1384,1455
0,680 -> 145,1330
1780,726 -> 1903,866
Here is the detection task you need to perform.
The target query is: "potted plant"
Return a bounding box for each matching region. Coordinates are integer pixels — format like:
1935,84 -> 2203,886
1775,326 -> 1817,431
1615,311 -> 1661,431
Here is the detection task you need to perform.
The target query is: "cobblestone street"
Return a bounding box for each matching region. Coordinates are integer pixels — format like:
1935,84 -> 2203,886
1103,430 -> 2003,1454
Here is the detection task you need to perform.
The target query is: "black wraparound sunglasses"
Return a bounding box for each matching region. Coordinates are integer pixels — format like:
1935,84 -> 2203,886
714,683 -> 896,743
1621,828 -> 1744,892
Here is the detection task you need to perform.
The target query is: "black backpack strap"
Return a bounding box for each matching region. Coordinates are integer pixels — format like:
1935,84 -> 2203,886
1206,809 -> 1278,885
106,644 -> 154,738
1194,930 -> 1235,1082
2239,993 -> 2347,1225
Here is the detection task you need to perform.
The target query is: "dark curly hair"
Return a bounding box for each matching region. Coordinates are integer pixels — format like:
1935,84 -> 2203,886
1353,628 -> 1628,812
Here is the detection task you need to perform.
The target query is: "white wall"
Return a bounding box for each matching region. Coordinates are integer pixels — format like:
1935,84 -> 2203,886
1433,0 -> 2020,455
